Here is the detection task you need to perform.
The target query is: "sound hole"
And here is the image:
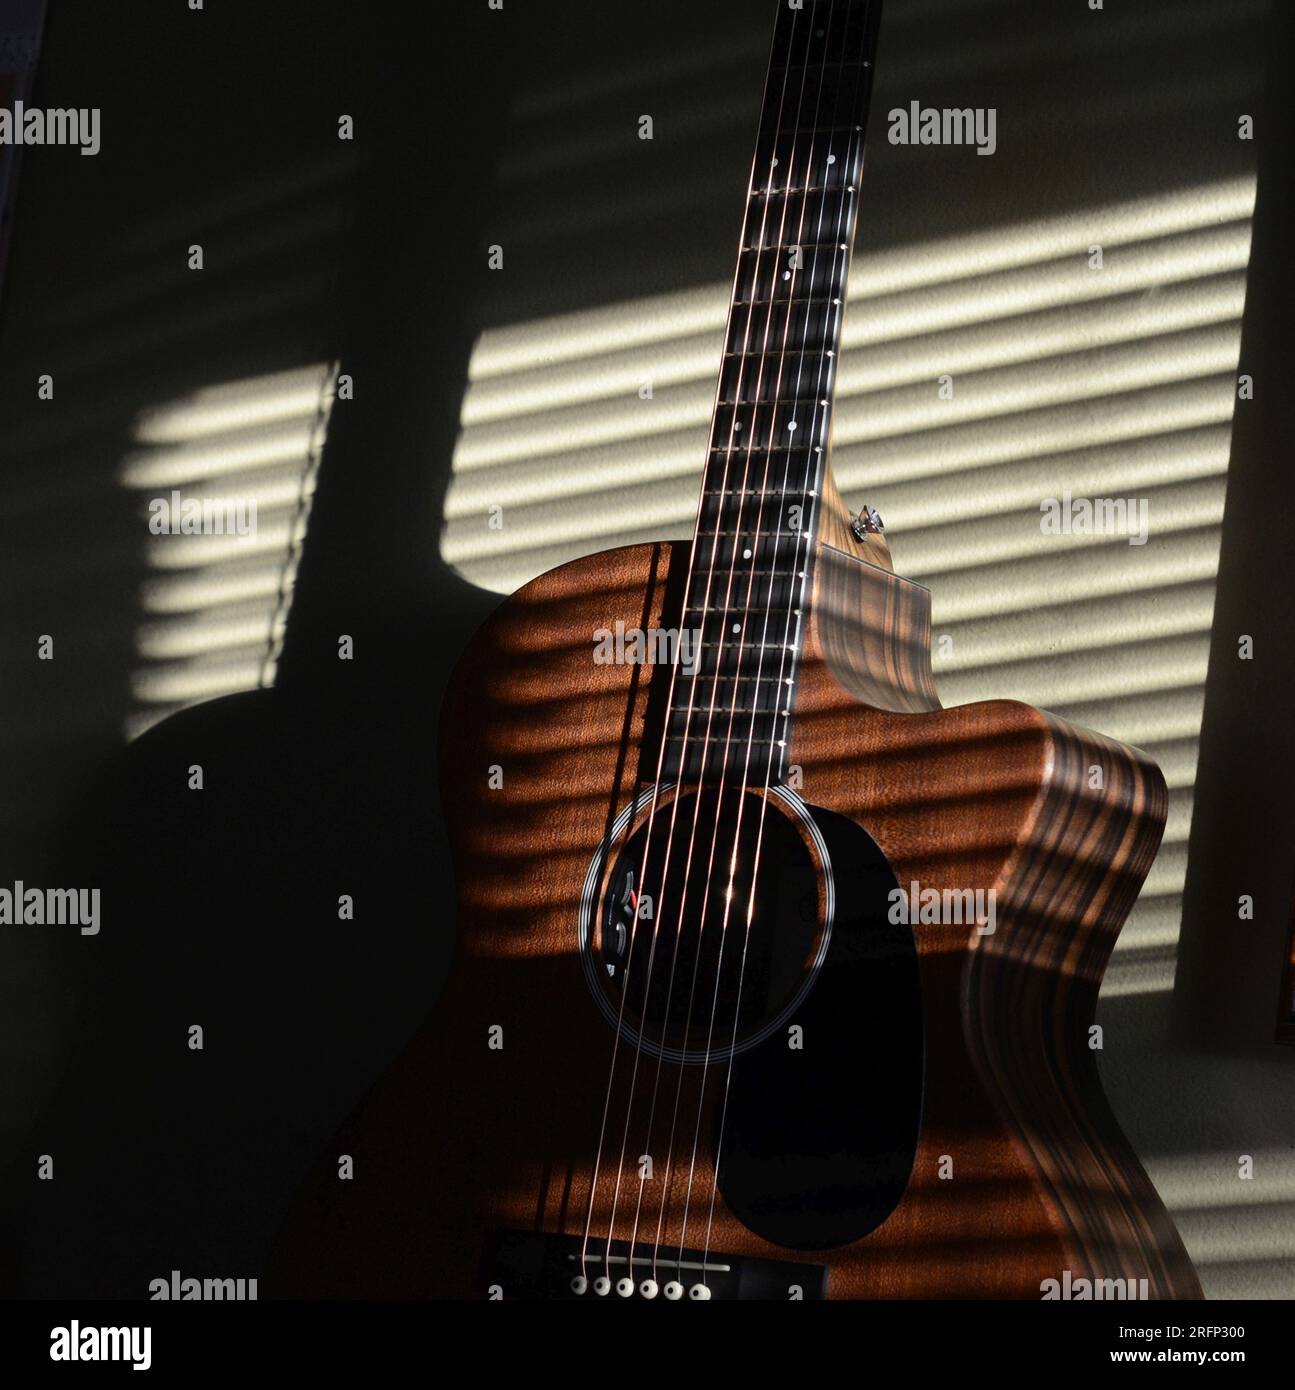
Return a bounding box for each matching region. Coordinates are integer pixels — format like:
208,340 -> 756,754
594,787 -> 824,1064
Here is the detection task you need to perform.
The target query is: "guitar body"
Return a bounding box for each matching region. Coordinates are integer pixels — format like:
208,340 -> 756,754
270,523 -> 1202,1300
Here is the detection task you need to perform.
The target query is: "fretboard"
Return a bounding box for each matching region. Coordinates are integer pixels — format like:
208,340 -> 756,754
664,0 -> 883,788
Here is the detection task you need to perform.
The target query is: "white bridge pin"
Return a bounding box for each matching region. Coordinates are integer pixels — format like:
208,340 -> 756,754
570,1275 -> 588,1296
593,1275 -> 611,1296
616,1277 -> 634,1298
639,1278 -> 659,1299
663,1281 -> 684,1301
689,1283 -> 712,1301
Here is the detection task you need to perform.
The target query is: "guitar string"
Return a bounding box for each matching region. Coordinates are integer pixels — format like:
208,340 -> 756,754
580,0 -> 862,1294
600,0 -> 814,1289
674,0 -> 865,1283
619,2 -> 829,1290
574,1 -> 800,1289
663,0 -> 839,1280
695,0 -> 876,1288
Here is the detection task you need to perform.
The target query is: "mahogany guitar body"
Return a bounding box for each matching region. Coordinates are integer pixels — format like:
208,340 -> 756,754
270,526 -> 1203,1300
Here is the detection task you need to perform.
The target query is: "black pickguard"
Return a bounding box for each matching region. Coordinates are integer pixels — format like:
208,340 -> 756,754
717,804 -> 924,1250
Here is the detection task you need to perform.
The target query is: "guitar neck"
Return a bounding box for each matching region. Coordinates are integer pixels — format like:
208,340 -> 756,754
668,0 -> 884,787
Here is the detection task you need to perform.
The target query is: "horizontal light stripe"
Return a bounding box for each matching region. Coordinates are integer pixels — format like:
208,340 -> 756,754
122,362 -> 338,738
466,177 -> 1255,379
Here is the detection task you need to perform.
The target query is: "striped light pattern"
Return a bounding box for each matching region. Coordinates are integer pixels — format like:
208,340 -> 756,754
120,361 -> 338,739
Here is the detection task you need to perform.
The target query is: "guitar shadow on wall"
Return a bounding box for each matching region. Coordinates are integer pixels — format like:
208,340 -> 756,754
0,0 -> 510,1297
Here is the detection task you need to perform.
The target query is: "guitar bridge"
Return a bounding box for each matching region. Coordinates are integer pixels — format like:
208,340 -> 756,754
486,1231 -> 827,1301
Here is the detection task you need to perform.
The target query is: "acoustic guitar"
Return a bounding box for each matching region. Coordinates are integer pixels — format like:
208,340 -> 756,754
272,0 -> 1202,1301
